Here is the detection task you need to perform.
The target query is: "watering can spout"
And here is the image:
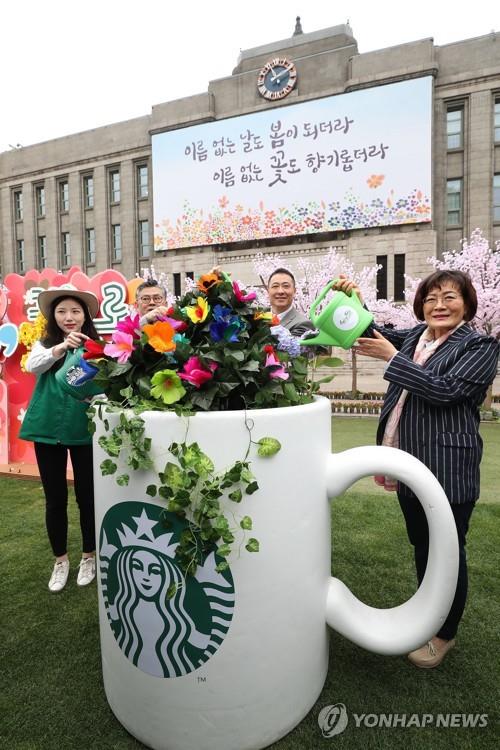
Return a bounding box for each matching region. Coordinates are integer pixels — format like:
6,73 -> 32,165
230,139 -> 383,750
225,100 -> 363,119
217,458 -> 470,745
301,331 -> 340,347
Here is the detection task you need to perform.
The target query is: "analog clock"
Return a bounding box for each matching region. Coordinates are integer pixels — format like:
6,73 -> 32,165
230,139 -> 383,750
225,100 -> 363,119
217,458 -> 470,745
257,57 -> 297,101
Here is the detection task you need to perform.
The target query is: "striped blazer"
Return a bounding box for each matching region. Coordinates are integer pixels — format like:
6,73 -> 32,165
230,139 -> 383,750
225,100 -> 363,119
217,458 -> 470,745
375,323 -> 499,504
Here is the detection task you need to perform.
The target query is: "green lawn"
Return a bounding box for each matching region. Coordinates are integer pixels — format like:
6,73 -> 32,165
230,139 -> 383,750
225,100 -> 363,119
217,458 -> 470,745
2,418 -> 499,749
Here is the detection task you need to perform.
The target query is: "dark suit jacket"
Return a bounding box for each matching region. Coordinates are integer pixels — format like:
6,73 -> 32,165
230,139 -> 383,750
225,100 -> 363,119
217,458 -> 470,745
279,307 -> 315,337
375,323 -> 499,504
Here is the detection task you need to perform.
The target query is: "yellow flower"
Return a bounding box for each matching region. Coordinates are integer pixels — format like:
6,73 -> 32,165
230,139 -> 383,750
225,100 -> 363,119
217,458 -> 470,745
186,297 -> 209,324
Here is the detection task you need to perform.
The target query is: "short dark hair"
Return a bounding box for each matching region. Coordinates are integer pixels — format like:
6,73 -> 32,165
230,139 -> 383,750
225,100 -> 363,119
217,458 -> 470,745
267,268 -> 296,287
413,270 -> 477,321
136,280 -> 166,298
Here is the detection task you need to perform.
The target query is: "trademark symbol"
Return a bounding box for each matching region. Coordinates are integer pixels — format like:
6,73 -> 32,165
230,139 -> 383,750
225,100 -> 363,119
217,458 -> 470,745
197,676 -> 207,683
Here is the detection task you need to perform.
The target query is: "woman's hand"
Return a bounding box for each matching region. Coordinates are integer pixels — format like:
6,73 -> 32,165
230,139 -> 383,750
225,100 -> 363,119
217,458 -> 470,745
354,330 -> 397,362
332,274 -> 364,304
53,332 -> 89,358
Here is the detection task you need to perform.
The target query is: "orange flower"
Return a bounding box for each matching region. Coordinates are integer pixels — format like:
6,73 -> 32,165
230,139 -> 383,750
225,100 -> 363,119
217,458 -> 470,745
143,321 -> 176,353
367,174 -> 385,188
197,272 -> 221,293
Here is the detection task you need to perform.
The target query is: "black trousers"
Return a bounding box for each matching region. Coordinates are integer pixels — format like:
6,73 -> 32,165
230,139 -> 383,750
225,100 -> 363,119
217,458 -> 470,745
34,442 -> 95,557
398,494 -> 476,641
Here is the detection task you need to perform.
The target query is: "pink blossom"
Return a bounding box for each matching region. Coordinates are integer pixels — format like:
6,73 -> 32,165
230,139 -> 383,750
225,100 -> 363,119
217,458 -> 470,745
232,281 -> 257,303
265,351 -> 289,380
178,356 -> 218,388
104,331 -> 135,363
117,313 -> 141,339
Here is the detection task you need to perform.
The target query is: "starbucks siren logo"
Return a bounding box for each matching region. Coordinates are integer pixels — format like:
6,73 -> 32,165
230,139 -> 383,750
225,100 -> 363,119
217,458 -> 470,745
99,501 -> 235,678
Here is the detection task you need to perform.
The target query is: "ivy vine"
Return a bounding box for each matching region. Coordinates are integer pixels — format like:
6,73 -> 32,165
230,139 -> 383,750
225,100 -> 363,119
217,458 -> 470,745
89,402 -> 281,575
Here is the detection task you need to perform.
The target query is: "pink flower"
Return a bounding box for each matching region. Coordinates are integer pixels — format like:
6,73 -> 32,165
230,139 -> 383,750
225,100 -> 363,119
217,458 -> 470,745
116,313 -> 141,339
161,316 -> 188,332
178,356 -> 218,388
232,281 -> 256,303
265,351 -> 289,380
104,331 -> 135,363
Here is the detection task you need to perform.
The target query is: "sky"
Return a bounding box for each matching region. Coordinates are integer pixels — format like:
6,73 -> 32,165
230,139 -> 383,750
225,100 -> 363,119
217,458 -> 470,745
1,1 -> 497,154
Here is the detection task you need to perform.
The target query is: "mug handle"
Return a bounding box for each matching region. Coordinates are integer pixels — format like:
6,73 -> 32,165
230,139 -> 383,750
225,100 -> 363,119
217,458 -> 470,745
325,446 -> 459,655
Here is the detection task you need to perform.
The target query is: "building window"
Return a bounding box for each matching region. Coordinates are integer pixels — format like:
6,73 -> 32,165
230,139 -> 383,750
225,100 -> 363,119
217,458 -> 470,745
173,272 -> 181,297
109,170 -> 121,203
394,254 -> 406,302
14,190 -> 23,221
494,174 -> 500,223
137,165 -> 148,198
447,107 -> 463,150
494,98 -> 500,143
38,236 -> 47,269
86,228 -> 96,264
376,255 -> 387,300
83,175 -> 94,209
112,224 -> 122,261
138,220 -> 150,257
59,181 -> 69,212
61,232 -> 71,267
17,239 -> 25,273
447,179 -> 462,226
36,185 -> 46,218
186,271 -> 194,281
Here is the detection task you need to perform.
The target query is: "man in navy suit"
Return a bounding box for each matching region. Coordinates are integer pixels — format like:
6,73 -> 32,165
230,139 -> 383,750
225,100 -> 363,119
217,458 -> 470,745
335,271 -> 499,669
267,268 -> 315,337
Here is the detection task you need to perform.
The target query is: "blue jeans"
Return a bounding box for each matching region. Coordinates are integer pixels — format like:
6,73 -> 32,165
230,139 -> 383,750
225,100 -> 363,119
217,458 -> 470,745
397,494 -> 476,641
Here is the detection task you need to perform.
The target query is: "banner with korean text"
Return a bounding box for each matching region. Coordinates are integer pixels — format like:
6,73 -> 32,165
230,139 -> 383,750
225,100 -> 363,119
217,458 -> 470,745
152,76 -> 432,250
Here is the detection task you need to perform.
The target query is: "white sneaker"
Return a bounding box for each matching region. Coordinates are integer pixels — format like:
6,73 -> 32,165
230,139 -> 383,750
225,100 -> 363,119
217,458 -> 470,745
77,556 -> 96,586
48,560 -> 70,593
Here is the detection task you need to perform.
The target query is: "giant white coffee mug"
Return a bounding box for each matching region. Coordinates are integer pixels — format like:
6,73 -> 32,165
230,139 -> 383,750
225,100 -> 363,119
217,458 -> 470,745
93,396 -> 458,750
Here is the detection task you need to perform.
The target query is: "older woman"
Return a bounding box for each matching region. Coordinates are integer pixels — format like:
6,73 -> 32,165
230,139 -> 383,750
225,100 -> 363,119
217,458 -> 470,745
334,270 -> 499,669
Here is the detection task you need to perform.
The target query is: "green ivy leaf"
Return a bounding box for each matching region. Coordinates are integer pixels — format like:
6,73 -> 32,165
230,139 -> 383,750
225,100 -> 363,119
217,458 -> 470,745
257,437 -> 282,457
217,544 -> 231,557
146,484 -> 157,497
245,481 -> 259,495
116,474 -> 130,487
100,459 -> 117,476
215,561 -> 229,572
240,515 -> 252,530
228,488 -> 242,503
245,538 -> 260,553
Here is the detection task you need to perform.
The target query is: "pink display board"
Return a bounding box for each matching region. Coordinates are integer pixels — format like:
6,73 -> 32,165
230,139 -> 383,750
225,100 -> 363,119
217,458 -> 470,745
0,267 -> 135,464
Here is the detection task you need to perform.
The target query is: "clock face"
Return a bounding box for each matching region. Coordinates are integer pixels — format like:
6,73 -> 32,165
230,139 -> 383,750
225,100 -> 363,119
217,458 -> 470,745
257,57 -> 297,101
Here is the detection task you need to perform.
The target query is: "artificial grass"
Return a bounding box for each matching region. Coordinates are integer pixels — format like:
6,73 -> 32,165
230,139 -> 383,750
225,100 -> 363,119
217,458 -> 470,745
1,418 -> 499,749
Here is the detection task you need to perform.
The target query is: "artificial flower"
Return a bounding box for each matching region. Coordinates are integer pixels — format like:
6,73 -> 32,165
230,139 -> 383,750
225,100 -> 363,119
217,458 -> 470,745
143,321 -> 176,353
104,331 -> 135,364
197,273 -> 221,294
265,350 -> 289,380
116,313 -> 141,339
83,338 -> 106,361
150,369 -> 186,404
232,281 -> 256,303
161,316 -> 188,332
254,311 -> 280,325
209,305 -> 246,343
185,297 -> 209,324
178,356 -> 218,388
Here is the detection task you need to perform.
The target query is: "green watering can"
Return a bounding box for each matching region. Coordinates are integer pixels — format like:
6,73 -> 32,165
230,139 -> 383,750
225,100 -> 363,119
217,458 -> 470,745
301,280 -> 374,349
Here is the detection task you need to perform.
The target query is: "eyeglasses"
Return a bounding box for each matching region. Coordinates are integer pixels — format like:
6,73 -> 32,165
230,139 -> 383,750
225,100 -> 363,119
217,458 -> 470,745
137,295 -> 165,304
423,293 -> 462,307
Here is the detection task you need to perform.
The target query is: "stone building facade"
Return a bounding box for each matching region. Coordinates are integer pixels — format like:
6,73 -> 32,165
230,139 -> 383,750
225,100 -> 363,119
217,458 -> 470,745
1,22 -> 499,300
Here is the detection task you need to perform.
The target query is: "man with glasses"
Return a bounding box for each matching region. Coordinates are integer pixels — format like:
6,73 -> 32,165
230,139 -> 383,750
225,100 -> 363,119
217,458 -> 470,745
135,280 -> 169,326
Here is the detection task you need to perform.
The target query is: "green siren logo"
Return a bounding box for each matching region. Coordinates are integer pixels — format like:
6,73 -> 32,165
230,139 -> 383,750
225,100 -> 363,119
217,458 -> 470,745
99,501 -> 235,678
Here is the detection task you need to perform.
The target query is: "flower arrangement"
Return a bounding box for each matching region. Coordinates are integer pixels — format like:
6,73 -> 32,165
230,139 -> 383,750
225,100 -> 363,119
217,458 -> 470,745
81,269 -> 340,576
19,312 -> 47,371
82,270 -> 325,413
